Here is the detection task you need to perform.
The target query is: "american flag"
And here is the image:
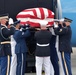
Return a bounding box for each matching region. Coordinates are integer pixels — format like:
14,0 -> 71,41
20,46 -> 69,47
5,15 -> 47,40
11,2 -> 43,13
16,7 -> 54,27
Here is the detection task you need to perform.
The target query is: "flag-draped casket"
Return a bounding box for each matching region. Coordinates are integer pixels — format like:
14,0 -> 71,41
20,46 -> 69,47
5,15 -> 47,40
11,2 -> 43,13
16,7 -> 54,27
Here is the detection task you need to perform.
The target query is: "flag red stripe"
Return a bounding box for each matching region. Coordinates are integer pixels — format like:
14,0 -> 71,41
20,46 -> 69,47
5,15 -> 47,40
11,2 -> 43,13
39,8 -> 45,19
32,9 -> 37,18
47,10 -> 54,18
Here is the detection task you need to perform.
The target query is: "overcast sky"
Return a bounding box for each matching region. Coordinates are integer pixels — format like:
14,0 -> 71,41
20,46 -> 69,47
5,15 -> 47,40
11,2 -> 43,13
61,0 -> 76,12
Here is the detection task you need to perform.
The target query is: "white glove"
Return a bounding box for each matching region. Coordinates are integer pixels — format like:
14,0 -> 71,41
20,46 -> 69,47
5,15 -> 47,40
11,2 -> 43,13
20,28 -> 23,31
54,22 -> 58,28
25,24 -> 30,29
9,18 -> 14,25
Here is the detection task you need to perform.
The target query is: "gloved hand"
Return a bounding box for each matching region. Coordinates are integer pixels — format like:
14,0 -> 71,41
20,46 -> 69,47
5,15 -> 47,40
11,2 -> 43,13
54,22 -> 58,28
25,24 -> 30,29
8,18 -> 15,28
9,18 -> 14,25
20,28 -> 23,31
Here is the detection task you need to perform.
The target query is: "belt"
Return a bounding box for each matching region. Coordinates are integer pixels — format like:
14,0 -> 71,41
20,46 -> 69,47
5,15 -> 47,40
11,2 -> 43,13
37,43 -> 49,47
1,41 -> 11,44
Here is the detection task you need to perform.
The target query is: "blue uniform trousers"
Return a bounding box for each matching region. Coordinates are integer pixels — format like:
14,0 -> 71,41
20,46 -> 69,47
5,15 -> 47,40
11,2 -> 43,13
61,52 -> 72,75
0,56 -> 7,75
16,53 -> 26,75
50,36 -> 60,75
0,56 -> 11,75
50,47 -> 60,75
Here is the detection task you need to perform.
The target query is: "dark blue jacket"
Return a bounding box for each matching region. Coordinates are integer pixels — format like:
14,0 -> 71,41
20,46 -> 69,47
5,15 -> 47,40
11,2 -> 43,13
13,30 -> 30,54
54,26 -> 72,53
0,25 -> 15,56
35,30 -> 52,56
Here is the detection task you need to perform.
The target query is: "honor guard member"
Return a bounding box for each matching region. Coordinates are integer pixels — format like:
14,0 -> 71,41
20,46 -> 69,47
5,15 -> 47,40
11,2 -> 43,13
10,35 -> 17,75
13,21 -> 30,75
8,18 -> 17,75
54,17 -> 73,75
49,25 -> 60,75
0,14 -> 15,75
52,21 -> 65,75
34,20 -> 54,75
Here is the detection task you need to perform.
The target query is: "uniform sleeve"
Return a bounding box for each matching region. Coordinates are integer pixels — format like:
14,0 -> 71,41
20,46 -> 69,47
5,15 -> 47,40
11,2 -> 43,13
54,27 -> 68,35
2,26 -> 15,37
49,27 -> 55,35
14,30 -> 30,40
9,26 -> 15,34
23,30 -> 30,38
34,31 -> 38,39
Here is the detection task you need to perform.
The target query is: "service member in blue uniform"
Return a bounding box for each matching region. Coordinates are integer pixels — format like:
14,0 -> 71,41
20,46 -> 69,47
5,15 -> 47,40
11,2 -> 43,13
50,21 -> 66,75
54,17 -> 73,75
49,25 -> 60,75
0,14 -> 15,75
13,22 -> 30,75
9,18 -> 17,75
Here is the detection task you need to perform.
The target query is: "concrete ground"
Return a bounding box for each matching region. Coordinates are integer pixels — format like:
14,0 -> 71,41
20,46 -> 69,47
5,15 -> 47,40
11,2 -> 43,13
71,47 -> 76,75
25,47 -> 76,75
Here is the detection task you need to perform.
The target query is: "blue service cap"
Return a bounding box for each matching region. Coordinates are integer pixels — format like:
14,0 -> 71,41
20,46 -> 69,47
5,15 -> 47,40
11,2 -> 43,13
64,17 -> 73,23
14,20 -> 20,25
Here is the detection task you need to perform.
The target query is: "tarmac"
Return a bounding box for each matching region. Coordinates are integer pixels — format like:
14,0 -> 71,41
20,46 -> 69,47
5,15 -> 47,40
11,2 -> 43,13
25,47 -> 76,75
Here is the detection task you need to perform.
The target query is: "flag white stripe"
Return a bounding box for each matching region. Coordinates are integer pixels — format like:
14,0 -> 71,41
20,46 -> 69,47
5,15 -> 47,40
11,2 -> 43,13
18,11 -> 34,16
17,18 -> 54,23
52,12 -> 54,15
43,8 -> 48,19
35,8 -> 41,18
